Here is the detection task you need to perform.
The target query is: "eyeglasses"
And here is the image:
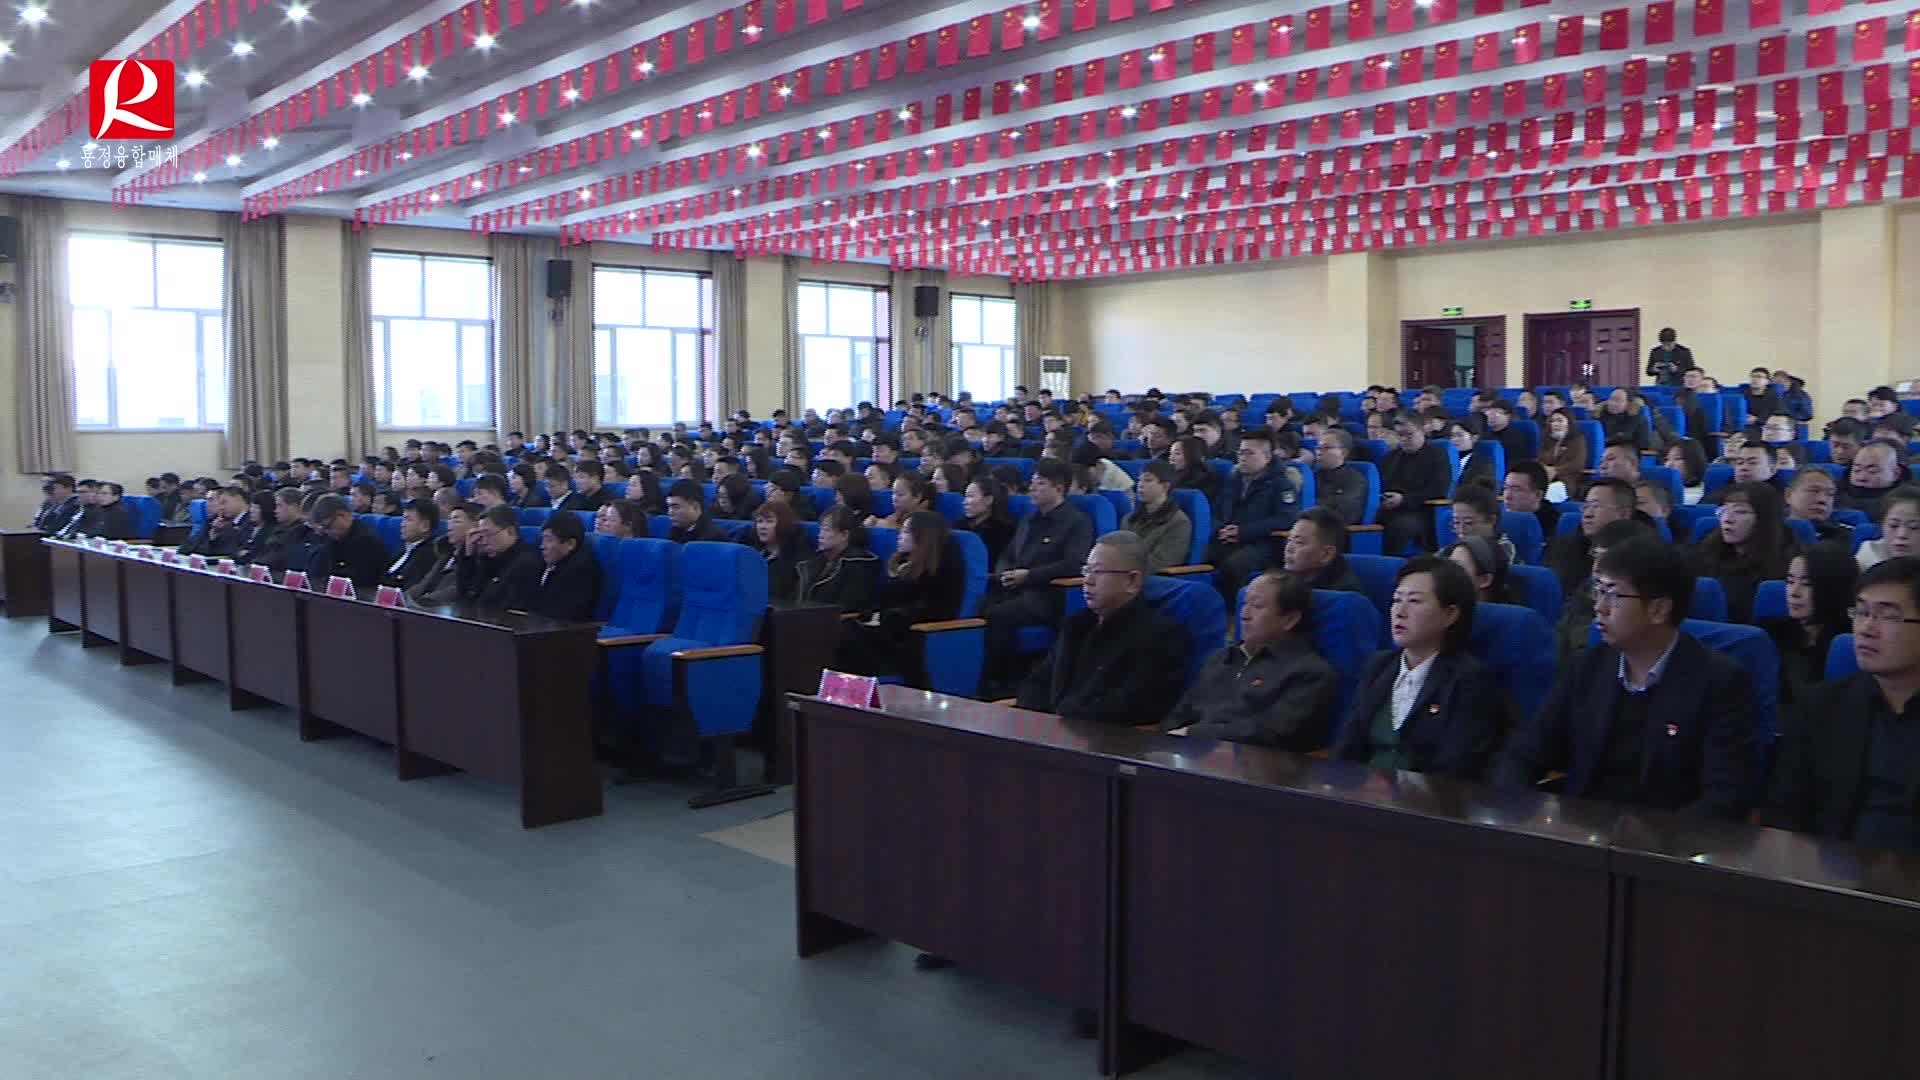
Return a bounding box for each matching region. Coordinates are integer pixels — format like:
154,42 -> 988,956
1081,568 -> 1137,579
1848,604 -> 1920,627
1592,584 -> 1645,608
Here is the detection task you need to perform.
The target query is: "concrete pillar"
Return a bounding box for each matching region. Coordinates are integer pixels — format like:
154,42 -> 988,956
1324,252 -> 1400,388
1813,205 -> 1896,424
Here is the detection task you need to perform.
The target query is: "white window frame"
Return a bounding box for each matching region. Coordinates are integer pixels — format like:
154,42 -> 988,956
590,266 -> 715,426
796,280 -> 892,414
369,251 -> 496,429
949,294 -> 1020,403
69,233 -> 226,430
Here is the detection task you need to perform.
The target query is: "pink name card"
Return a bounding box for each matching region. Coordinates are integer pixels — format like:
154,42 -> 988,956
281,571 -> 310,591
373,585 -> 405,608
325,576 -> 355,598
818,670 -> 879,708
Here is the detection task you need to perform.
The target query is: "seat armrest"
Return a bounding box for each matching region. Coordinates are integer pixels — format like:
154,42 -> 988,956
673,644 -> 766,660
598,632 -> 670,647
1160,564 -> 1214,576
1350,524 -> 1384,532
1050,576 -> 1086,587
910,618 -> 988,633
1425,498 -> 1450,506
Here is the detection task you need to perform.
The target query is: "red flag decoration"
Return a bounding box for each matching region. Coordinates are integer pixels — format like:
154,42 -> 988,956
1036,0 -> 1061,39
1806,27 -> 1837,67
1433,40 -> 1459,78
1622,57 -> 1648,95
1347,0 -> 1374,40
1267,16 -> 1293,56
1230,24 -> 1254,64
1909,11 -> 1920,52
1386,0 -> 1414,33
1305,6 -> 1332,48
1854,17 -> 1886,62
1666,51 -> 1693,91
1512,23 -> 1540,63
1001,9 -> 1025,50
1471,32 -> 1499,71
1693,0 -> 1723,36
1583,66 -> 1607,103
1542,72 -> 1566,108
1598,8 -> 1630,49
1644,2 -> 1674,44
1707,44 -> 1735,83
1192,32 -> 1215,72
935,25 -> 958,66
966,16 -> 990,57
1072,0 -> 1095,31
1755,34 -> 1786,76
1554,17 -> 1584,57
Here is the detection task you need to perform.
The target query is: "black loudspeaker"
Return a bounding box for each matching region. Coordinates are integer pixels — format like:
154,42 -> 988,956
0,216 -> 18,262
912,284 -> 941,318
545,258 -> 573,300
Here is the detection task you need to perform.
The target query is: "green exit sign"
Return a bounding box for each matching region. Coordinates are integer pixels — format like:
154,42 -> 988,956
1569,299 -> 1594,311
1440,306 -> 1465,317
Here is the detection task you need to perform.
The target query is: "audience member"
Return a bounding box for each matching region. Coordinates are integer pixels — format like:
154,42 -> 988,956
1280,508 -> 1363,593
1765,556 -> 1920,851
1015,532 -> 1187,724
748,500 -> 808,604
410,503 -> 481,606
1633,479 -> 1673,530
595,499 -> 650,539
469,505 -> 544,606
796,505 -> 881,612
980,460 -> 1093,693
502,510 -> 604,621
1549,477 -> 1640,594
232,491 -> 279,564
1760,544 -> 1859,707
31,474 -> 81,533
1538,410 -> 1589,497
1663,439 -> 1708,503
1645,327 -> 1693,386
1741,366 -> 1784,423
1118,461 -> 1193,572
1377,413 -> 1451,554
381,499 -> 441,591
663,479 -> 727,543
959,476 -> 1017,568
1168,435 -> 1221,504
1334,555 -> 1509,779
1838,440 -> 1903,517
836,511 -> 968,682
304,494 -> 389,590
765,469 -> 819,522
1693,482 -> 1796,624
1311,429 -> 1368,526
1445,536 -> 1515,605
1501,462 -> 1560,541
1856,486 -> 1920,571
711,472 -> 761,521
1785,469 -> 1852,547
1599,387 -> 1653,451
1478,401 -> 1528,467
178,486 -> 248,557
1449,422 -> 1498,491
1162,570 -> 1336,748
1494,536 -> 1756,819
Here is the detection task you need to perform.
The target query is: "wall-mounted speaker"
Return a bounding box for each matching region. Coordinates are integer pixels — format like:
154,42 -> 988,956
912,284 -> 941,318
0,217 -> 19,263
545,258 -> 573,300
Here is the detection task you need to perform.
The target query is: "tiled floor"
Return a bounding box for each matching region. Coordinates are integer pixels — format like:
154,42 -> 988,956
0,616 -> 1264,1079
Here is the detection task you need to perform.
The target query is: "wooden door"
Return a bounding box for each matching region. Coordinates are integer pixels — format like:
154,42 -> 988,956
1402,325 -> 1459,389
1471,320 -> 1507,389
1525,316 -> 1592,386
1586,312 -> 1641,388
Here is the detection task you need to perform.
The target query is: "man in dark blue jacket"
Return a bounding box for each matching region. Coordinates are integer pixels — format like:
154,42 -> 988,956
979,459 -> 1093,695
1206,429 -> 1300,602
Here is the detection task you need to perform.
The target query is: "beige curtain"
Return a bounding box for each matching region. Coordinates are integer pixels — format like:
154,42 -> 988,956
558,245 -> 594,427
780,255 -> 803,415
889,269 -> 917,401
222,213 -> 288,466
1015,280 -> 1052,395
339,222 -> 376,458
13,196 -> 75,473
491,233 -> 541,438
709,251 -> 747,417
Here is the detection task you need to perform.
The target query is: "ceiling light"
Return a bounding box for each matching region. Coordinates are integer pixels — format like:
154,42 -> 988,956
192,171 -> 207,183
473,32 -> 496,50
498,110 -> 515,125
897,108 -> 913,121
578,188 -> 593,200
1104,177 -> 1118,188
518,164 -> 532,173
627,212 -> 637,220
1121,105 -> 1138,118
428,192 -> 441,202
1415,0 -> 1433,6
776,84 -> 792,97
19,4 -> 46,26
231,40 -> 253,56
1583,14 -> 1601,26
315,184 -> 324,193
350,92 -> 371,106
696,106 -> 711,118
1251,80 -> 1270,95
261,136 -> 279,149
1022,14 -> 1040,28
1146,50 -> 1163,62
183,69 -> 207,88
743,22 -> 761,36
353,167 -> 366,176
1012,81 -> 1027,94
407,64 -> 429,81
745,144 -> 762,158
286,2 -> 310,23
730,187 -> 742,196
399,150 -> 412,160
470,179 -> 483,190
626,128 -> 641,138
637,59 -> 654,73
0,39 -> 13,57
564,88 -> 581,101
225,153 -> 242,166
54,157 -> 67,169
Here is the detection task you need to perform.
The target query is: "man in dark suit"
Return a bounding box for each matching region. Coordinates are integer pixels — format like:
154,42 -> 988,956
1494,535 -> 1756,819
468,504 -> 544,606
503,510 -> 604,621
69,482 -> 136,540
1377,412 -> 1452,554
1645,327 -> 1693,387
1016,531 -> 1187,725
32,474 -> 81,533
1311,429 -> 1369,527
1206,428 -> 1301,600
554,460 -> 612,513
1162,569 -> 1334,748
1280,508 -> 1364,594
179,486 -> 248,557
305,494 -> 391,590
1501,462 -> 1561,544
980,459 -> 1093,693
1765,557 -> 1920,852
382,499 -> 441,591
663,479 -> 728,543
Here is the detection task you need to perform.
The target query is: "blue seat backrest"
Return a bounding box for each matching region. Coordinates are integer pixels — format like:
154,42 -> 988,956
1068,493 -> 1118,536
1703,464 -> 1734,497
1576,421 -> 1605,468
1358,438 -> 1390,463
1827,633 -> 1858,680
1007,493 -> 1035,520
1658,405 -> 1686,436
1347,460 -> 1382,526
588,534 -> 625,621
455,479 -> 476,498
986,457 -> 1036,481
1752,579 -> 1787,621
1345,554 -> 1404,636
1470,603 -> 1558,719
869,490 -> 894,519
1440,442 -> 1461,481
1831,508 -> 1871,529
1143,576 -> 1228,691
1169,488 -> 1211,564
1098,489 -> 1134,525
1509,564 -> 1564,625
865,526 -> 900,564
1690,620 -> 1778,743
1509,419 -> 1541,459
518,526 -> 542,548
934,492 -> 965,522
374,516 -> 404,557
804,486 -> 838,513
1783,518 -> 1818,547
609,538 -> 678,635
1804,440 -> 1833,464
1720,394 -> 1749,433
673,542 -> 767,645
518,508 -> 553,528
1639,464 -> 1684,509
1690,577 -> 1729,622
649,515 -> 671,538
1309,589 -> 1384,724
1114,459 -> 1146,479
1501,511 -> 1546,565
188,498 -> 208,531
950,529 -> 989,618
604,481 -> 628,500
122,496 -> 162,539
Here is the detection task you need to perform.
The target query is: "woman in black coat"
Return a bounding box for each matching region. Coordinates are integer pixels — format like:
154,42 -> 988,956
836,511 -> 969,683
1759,543 -> 1857,706
747,500 -> 809,604
1333,556 -> 1512,780
796,505 -> 881,613
958,476 -> 1016,569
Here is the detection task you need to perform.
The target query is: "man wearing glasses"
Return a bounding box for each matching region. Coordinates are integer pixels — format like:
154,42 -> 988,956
1494,535 -> 1756,820
1766,557 -> 1920,852
1015,532 -> 1187,726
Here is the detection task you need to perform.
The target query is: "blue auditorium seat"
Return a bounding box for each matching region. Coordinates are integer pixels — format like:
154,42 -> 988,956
518,508 -> 553,528
1169,488 -> 1211,565
1826,633 -> 1857,680
1097,489 -> 1133,525
1309,589 -> 1385,735
1639,464 -> 1684,508
1690,577 -> 1729,622
1433,508 -> 1545,566
1752,579 -> 1786,621
188,498 -> 207,532
1509,564 -> 1564,625
121,496 -> 162,539
598,539 -> 681,715
1067,493 -> 1118,537
1469,603 -> 1557,719
907,530 -> 993,696
1344,554 -> 1403,644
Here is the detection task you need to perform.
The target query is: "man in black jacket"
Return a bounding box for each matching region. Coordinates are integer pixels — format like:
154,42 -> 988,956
981,460 -> 1093,693
178,487 -> 249,557
1494,536 -> 1756,820
382,499 -> 442,591
1645,327 -> 1693,387
1502,462 -> 1561,544
1377,413 -> 1451,555
468,504 -> 544,607
1597,388 -> 1653,452
1280,508 -> 1364,594
1017,532 -> 1187,724
1163,569 -> 1335,748
66,482 -> 136,540
305,494 -> 391,590
1765,557 -> 1920,851
1207,429 -> 1300,599
1479,401 -> 1529,466
663,479 -> 728,543
1837,440 -> 1903,517
1547,477 -> 1640,595
554,460 -> 613,513
31,474 -> 81,533
1312,429 -> 1369,527
501,509 -> 604,621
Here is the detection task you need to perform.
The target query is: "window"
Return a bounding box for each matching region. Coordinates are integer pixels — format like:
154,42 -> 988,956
369,252 -> 494,428
591,267 -> 714,425
950,294 -> 1019,403
69,234 -> 226,429
797,281 -> 892,414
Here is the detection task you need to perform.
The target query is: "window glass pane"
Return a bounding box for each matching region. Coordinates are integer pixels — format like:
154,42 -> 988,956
593,268 -> 644,325
802,337 -> 851,414
981,298 -> 1017,345
369,324 -> 386,419
593,327 -> 615,424
424,258 -> 490,321
201,314 -> 227,427
383,319 -> 458,426
113,309 -> 199,427
674,331 -> 702,422
850,338 -> 875,405
647,272 -> 701,328
796,283 -> 827,336
459,323 -> 492,424
827,285 -> 875,337
951,295 -> 981,343
154,242 -> 223,310
369,255 -> 422,318
615,327 -> 673,425
72,309 -> 111,426
69,235 -> 154,308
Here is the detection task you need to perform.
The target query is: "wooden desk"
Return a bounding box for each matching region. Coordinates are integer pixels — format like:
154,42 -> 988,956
300,590 -> 401,747
227,577 -> 304,712
119,556 -> 174,666
170,568 -> 231,685
759,601 -> 844,784
78,546 -> 125,649
46,541 -> 83,633
0,530 -> 50,618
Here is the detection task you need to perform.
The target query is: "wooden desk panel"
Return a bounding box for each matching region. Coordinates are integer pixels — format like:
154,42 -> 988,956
170,569 -> 230,683
227,581 -> 304,710
760,602 -> 843,785
301,594 -> 400,745
119,558 -> 174,663
0,531 -> 50,618
79,549 -> 124,647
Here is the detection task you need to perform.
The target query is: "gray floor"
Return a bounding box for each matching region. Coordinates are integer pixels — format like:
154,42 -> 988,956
0,616 -> 1262,1079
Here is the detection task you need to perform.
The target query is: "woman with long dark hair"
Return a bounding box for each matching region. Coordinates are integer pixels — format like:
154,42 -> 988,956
1169,435 -> 1220,504
835,511 -> 969,682
747,499 -> 808,603
1760,543 -> 1857,705
958,476 -> 1016,567
1539,409 -> 1590,496
1444,536 -> 1516,606
1693,481 -> 1797,623
1663,438 -> 1709,504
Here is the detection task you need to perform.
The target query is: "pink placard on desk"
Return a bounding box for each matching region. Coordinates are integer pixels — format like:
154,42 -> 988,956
109,541 -> 128,554
215,559 -> 238,576
188,555 -> 208,570
325,575 -> 354,599
281,570 -> 310,591
817,670 -> 879,708
247,564 -> 271,583
160,549 -> 180,564
137,546 -> 156,560
373,585 -> 404,608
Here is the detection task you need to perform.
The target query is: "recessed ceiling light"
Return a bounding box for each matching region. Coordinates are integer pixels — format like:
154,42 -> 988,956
398,150 -> 412,160
225,153 -> 242,166
1120,105 -> 1138,118
1251,80 -> 1270,94
428,192 -> 441,202
578,188 -> 593,200
231,40 -> 253,56
192,171 -> 207,183
697,106 -> 711,118
54,157 -> 67,169
183,69 -> 207,88
824,130 -> 836,140
730,187 -> 742,196
1022,14 -> 1040,29
352,167 -> 366,176
19,4 -> 47,26
517,164 -> 532,173
1146,50 -> 1163,63
637,59 -> 654,73
498,110 -> 515,125
473,32 -> 496,50
261,136 -> 279,149
743,23 -> 761,36
896,108 -> 913,120
286,2 -> 310,23
745,144 -> 762,158
470,179 -> 483,190
407,64 -> 428,81
564,88 -> 581,101
350,92 -> 371,106
0,39 -> 13,57
776,84 -> 792,97
315,184 -> 324,193
626,211 -> 637,220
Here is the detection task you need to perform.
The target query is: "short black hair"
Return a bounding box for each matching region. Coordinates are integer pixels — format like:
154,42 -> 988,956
572,459 -> 605,481
1397,554 -> 1477,653
1033,459 -> 1073,489
811,459 -> 846,480
403,498 -> 440,530
1593,518 -> 1655,550
666,479 -> 705,505
1876,485 -> 1920,523
1507,460 -> 1549,492
480,504 -> 519,532
1485,400 -> 1513,418
1450,484 -> 1500,522
1238,427 -> 1273,449
307,493 -> 351,523
474,474 -> 508,499
1140,460 -> 1177,486
768,468 -> 804,494
543,509 -> 587,545
1595,534 -> 1694,628
1253,568 -> 1315,630
1857,555 -> 1920,613
1826,417 -> 1868,440
1587,476 -> 1637,509
1294,506 -> 1350,551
